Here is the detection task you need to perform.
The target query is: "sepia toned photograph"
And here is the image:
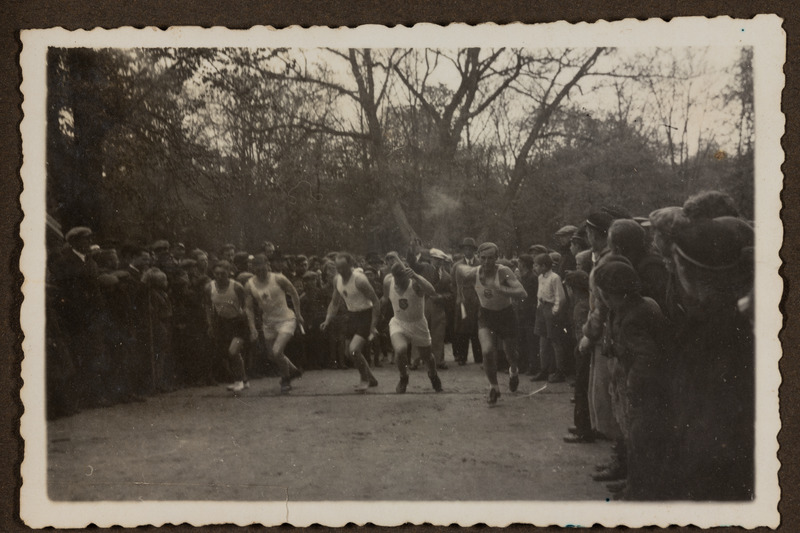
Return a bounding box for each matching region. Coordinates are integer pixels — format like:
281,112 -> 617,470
19,17 -> 783,528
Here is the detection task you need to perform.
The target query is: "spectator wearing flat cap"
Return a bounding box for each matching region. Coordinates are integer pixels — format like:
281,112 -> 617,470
577,212 -> 622,449
666,216 -> 755,501
427,248 -> 453,369
593,260 -> 671,500
451,237 -> 482,365
49,226 -> 112,408
171,242 -> 186,261
152,239 -> 178,282
553,225 -> 578,277
563,269 -> 592,443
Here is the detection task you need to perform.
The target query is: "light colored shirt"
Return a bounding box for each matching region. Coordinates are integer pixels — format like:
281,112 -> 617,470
336,271 -> 373,312
537,270 -> 565,314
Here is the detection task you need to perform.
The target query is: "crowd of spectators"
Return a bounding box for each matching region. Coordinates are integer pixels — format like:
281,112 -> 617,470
45,189 -> 754,501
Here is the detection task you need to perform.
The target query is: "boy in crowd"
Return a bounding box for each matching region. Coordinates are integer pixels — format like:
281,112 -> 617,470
531,253 -> 567,383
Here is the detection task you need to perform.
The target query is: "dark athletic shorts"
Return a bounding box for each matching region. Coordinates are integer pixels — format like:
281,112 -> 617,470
478,305 -> 517,339
214,315 -> 249,345
345,308 -> 373,340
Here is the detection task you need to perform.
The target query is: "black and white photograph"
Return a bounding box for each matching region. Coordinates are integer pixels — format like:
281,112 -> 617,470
18,17 -> 783,528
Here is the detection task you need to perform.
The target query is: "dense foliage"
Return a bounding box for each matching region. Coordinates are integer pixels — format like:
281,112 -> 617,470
46,46 -> 754,255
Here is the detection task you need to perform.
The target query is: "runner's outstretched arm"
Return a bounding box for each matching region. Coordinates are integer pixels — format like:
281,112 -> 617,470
355,274 -> 381,339
244,283 -> 258,341
321,283 -> 343,331
408,268 -> 436,297
497,266 -> 528,299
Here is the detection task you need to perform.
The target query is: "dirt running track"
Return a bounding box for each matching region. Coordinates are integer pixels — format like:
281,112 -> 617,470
48,351 -> 613,502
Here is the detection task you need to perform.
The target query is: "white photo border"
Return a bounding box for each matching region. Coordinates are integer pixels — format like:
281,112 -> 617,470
19,16 -> 784,528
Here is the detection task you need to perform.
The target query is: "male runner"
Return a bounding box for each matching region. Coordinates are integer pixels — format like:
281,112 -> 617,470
244,254 -> 304,394
381,261 -> 443,394
454,242 -> 527,404
204,261 -> 249,393
321,252 -> 380,392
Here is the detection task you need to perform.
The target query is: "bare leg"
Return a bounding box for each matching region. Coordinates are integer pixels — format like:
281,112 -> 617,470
391,334 -> 410,377
502,337 -> 520,376
271,332 -> 296,378
478,327 -> 498,387
349,335 -> 375,384
228,337 -> 246,382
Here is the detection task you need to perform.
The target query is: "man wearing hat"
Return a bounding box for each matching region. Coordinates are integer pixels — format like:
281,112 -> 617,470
49,226 -> 111,408
152,239 -> 178,280
578,211 -> 624,474
451,237 -> 482,366
428,248 -> 453,369
553,225 -> 578,276
665,216 -> 755,500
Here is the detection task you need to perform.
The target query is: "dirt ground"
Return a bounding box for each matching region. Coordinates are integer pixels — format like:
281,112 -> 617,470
48,347 -> 613,502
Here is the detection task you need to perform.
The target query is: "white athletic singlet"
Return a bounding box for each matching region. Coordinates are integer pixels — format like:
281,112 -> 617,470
336,271 -> 373,312
247,274 -> 295,323
389,276 -> 425,323
475,267 -> 513,311
211,280 -> 243,319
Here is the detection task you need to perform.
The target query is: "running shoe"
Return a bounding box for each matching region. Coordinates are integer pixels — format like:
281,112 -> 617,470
368,376 -> 379,388
487,387 -> 500,405
355,380 -> 370,392
289,367 -> 303,380
396,375 -> 409,394
227,381 -> 245,392
280,378 -> 292,394
428,373 -> 443,392
509,374 -> 519,392
244,381 -> 250,390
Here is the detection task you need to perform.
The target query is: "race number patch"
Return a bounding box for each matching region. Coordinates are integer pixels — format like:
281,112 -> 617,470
484,289 -> 494,299
399,298 -> 409,310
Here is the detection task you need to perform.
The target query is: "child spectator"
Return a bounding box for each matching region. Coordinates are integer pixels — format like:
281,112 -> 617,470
531,253 -> 567,383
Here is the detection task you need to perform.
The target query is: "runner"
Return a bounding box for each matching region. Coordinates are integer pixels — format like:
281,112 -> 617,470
244,254 -> 305,394
455,242 -> 528,404
321,252 -> 380,392
382,261 -> 443,394
204,261 -> 249,393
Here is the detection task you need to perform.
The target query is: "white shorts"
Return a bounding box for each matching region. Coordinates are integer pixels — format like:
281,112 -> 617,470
389,317 -> 432,347
262,318 -> 297,340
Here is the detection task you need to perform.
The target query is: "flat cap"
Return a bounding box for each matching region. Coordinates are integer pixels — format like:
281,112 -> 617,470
673,217 -> 751,270
648,206 -> 689,238
461,238 -> 477,249
585,212 -> 614,232
429,248 -> 448,260
594,260 -> 641,295
65,226 -> 92,242
179,258 -> 197,269
601,205 -> 633,220
564,269 -> 590,291
152,239 -> 170,251
554,225 -> 579,237
528,244 -> 549,256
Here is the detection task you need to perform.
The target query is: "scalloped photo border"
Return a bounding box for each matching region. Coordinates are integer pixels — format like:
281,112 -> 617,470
18,16 -> 784,528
